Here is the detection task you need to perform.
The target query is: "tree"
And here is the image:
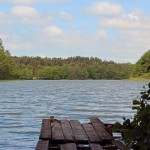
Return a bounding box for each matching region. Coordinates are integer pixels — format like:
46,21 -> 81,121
16,68 -> 33,79
0,39 -> 16,79
13,54 -> 133,80
37,66 -> 65,80
114,83 -> 150,149
133,50 -> 150,77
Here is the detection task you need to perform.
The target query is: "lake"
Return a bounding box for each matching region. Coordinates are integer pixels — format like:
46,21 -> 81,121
0,80 -> 148,149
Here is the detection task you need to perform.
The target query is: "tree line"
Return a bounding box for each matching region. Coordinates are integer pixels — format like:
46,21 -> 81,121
0,38 -> 149,80
13,56 -> 133,80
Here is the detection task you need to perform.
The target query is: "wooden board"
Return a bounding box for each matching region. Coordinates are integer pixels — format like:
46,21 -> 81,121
90,143 -> 104,150
52,123 -> 64,141
39,129 -> 51,140
40,119 -> 51,140
112,140 -> 129,150
90,117 -> 113,141
35,140 -> 49,150
41,119 -> 51,129
61,120 -> 75,142
82,123 -> 100,142
60,143 -> 77,150
69,120 -> 89,142
37,117 -> 127,150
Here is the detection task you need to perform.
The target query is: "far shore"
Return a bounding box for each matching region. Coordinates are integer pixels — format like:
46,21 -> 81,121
0,78 -> 150,82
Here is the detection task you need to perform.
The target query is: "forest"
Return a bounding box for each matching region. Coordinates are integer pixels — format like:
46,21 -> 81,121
0,39 -> 150,80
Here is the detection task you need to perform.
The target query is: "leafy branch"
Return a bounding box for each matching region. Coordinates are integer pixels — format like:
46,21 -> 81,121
114,83 -> 150,150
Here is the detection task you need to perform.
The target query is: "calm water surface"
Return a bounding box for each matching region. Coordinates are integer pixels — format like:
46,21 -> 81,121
0,80 -> 148,149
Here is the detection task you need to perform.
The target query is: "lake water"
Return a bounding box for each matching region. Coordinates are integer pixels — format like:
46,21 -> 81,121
0,80 -> 149,149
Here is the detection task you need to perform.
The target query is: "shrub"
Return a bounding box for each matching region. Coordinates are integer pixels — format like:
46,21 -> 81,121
114,83 -> 150,150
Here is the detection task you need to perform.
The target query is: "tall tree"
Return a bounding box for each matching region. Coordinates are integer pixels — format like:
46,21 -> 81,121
133,50 -> 150,76
0,39 -> 16,79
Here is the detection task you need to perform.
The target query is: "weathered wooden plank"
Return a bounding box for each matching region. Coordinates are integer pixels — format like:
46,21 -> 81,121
60,143 -> 77,150
90,117 -> 113,141
112,140 -> 129,150
40,129 -> 51,140
61,120 -> 75,142
90,143 -> 104,150
69,120 -> 89,142
42,119 -> 51,129
52,123 -> 64,141
35,140 -> 49,150
40,119 -> 51,140
82,123 -> 100,142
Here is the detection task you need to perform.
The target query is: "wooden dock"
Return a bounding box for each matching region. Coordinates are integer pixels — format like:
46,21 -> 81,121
35,117 -> 129,150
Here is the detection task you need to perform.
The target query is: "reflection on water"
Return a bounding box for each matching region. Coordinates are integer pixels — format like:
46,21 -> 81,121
0,80 -> 148,149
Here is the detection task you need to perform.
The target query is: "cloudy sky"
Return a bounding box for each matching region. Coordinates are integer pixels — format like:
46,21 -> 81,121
0,0 -> 150,63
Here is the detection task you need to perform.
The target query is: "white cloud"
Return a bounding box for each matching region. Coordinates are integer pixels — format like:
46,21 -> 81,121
1,2 -> 150,63
0,12 -> 5,17
21,16 -> 53,25
0,12 -> 7,22
96,10 -> 150,61
5,0 -> 70,5
117,30 -> 150,62
44,25 -> 64,36
0,11 -> 13,24
120,30 -> 150,50
11,6 -> 39,17
0,33 -> 34,51
97,29 -> 107,38
2,24 -> 149,63
85,2 -> 123,16
101,13 -> 150,29
58,11 -> 73,20
0,33 -> 8,44
10,5 -> 53,24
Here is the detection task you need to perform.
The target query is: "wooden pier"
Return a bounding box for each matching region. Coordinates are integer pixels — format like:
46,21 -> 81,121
35,117 -> 129,150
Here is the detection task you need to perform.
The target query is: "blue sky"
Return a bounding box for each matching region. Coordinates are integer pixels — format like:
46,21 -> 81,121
0,0 -> 150,63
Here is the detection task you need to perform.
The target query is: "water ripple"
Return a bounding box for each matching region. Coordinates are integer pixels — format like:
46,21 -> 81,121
0,80 -> 148,149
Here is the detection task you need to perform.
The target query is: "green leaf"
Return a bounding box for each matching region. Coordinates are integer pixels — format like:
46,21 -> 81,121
141,94 -> 148,99
147,97 -> 150,100
113,122 -> 122,131
132,106 -> 140,110
147,89 -> 150,94
133,100 -> 140,105
141,91 -> 146,95
115,82 -> 150,149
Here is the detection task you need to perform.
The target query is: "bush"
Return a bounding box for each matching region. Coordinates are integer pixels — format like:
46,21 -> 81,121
114,83 -> 150,150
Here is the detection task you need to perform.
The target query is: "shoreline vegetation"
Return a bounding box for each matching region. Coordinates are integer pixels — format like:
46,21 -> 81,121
1,78 -> 150,81
129,77 -> 150,81
0,38 -> 150,80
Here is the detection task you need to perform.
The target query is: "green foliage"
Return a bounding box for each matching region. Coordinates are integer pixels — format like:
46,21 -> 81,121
13,56 -> 134,80
0,39 -> 16,79
0,38 -> 135,80
114,83 -> 150,150
133,50 -> 150,78
15,68 -> 33,79
37,66 -> 66,80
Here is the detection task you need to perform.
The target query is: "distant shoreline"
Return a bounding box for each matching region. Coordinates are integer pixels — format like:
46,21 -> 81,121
1,78 -> 150,81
